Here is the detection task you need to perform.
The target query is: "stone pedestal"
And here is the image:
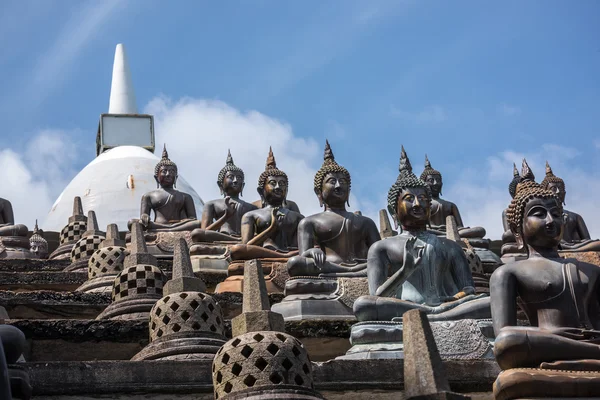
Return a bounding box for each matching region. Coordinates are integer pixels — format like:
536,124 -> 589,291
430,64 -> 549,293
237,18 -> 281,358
190,242 -> 237,274
272,277 -> 368,321
339,318 -> 494,360
126,230 -> 194,259
215,258 -> 290,294
0,236 -> 37,259
76,246 -> 127,294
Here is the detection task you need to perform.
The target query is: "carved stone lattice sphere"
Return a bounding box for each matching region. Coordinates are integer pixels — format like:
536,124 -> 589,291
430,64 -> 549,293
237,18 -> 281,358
212,331 -> 314,399
149,291 -> 225,342
88,246 -> 127,279
70,235 -> 105,263
59,221 -> 87,245
111,265 -> 165,302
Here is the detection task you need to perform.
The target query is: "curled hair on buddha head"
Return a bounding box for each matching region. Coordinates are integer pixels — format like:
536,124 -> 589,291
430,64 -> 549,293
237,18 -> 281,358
540,161 -> 566,205
506,175 -> 563,250
217,149 -> 245,196
387,146 -> 432,229
313,140 -> 351,207
154,144 -> 178,188
420,155 -> 442,194
257,147 -> 288,206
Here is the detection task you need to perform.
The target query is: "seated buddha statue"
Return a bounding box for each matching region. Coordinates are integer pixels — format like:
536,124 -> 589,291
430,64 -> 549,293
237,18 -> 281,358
271,141 -> 379,319
490,180 -> 600,399
0,198 -> 28,237
285,140 -> 380,277
419,155 -> 485,240
190,150 -> 257,245
352,147 -> 490,322
229,147 -> 304,260
215,148 -> 304,294
128,145 -> 201,233
540,161 -> 600,252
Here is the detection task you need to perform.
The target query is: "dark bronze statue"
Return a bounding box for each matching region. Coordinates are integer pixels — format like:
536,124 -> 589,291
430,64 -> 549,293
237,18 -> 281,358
228,147 -> 304,260
491,179 -> 600,371
128,145 -> 201,232
0,198 -> 28,237
352,147 -> 490,322
286,140 -> 380,277
420,155 -> 485,239
191,150 -> 257,243
540,161 -> 600,252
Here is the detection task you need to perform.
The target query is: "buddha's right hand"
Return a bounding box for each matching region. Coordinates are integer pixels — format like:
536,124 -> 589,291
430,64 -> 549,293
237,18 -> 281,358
403,236 -> 424,271
224,196 -> 239,218
302,248 -> 326,269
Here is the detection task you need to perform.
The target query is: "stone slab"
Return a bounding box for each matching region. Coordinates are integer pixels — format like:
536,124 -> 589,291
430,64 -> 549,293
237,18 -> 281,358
0,271 -> 87,291
22,358 -> 498,396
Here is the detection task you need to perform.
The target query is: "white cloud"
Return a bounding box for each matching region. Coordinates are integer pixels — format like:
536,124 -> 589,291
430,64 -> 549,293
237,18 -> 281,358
390,105 -> 448,123
498,103 -> 521,116
145,96 -> 374,221
445,143 -> 600,240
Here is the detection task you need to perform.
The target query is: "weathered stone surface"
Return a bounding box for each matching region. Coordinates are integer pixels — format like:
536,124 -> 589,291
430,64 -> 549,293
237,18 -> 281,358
163,239 -> 206,295
0,271 -> 87,291
0,259 -> 71,272
1,291 -> 110,319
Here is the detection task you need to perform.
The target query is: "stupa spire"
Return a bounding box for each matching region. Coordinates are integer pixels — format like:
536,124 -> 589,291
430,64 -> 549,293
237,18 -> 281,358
108,43 -> 138,114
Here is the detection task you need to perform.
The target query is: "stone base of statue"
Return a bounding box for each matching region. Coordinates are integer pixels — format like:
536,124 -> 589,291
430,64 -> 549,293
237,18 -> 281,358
494,363 -> 600,400
271,277 -> 369,321
339,318 -> 494,360
0,236 -> 37,259
131,331 -> 226,361
126,231 -> 193,259
96,295 -> 161,321
189,242 -> 237,273
217,385 -> 325,400
8,363 -> 32,400
215,258 -> 290,294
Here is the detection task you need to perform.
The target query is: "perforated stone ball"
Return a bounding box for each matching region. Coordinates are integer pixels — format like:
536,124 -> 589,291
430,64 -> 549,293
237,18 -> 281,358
59,220 -> 88,245
111,265 -> 166,302
212,331 -> 314,399
149,291 -> 225,342
88,246 -> 127,279
70,235 -> 106,263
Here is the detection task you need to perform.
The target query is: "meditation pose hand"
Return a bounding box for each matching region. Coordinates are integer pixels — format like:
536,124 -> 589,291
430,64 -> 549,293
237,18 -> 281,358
0,198 -> 27,237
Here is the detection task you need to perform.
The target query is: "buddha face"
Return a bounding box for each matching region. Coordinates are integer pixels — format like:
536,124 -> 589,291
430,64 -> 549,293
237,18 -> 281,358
262,174 -> 288,206
30,242 -> 48,258
318,172 -> 349,208
424,174 -> 442,197
396,186 -> 431,229
157,165 -> 177,188
545,182 -> 566,205
221,171 -> 244,197
520,197 -> 563,249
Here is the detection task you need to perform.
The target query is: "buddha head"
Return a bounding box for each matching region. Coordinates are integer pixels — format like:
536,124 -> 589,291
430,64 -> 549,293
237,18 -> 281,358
420,155 -> 443,197
257,147 -> 288,207
313,140 -> 351,209
507,179 -> 563,251
29,220 -> 48,259
154,145 -> 178,189
217,150 -> 245,197
540,161 -> 566,205
388,146 -> 432,230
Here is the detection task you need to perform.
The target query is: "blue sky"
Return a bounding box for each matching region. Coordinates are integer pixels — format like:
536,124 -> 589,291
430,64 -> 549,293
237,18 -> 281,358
1,0 -> 599,238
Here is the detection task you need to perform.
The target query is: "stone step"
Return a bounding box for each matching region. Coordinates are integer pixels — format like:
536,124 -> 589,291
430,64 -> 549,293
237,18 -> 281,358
23,358 -> 498,398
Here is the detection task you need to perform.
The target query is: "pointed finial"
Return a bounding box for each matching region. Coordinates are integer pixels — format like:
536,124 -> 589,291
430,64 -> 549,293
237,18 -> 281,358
399,145 -> 413,174
323,139 -> 335,163
72,197 -> 84,216
33,219 -> 39,234
521,158 -> 535,182
164,238 -> 206,295
265,146 -> 277,169
87,211 -> 99,232
162,143 -> 168,160
226,149 -> 234,165
108,43 -> 138,114
424,154 -> 431,169
124,222 -> 157,268
101,223 -> 125,247
545,160 -> 554,176
512,162 -> 518,177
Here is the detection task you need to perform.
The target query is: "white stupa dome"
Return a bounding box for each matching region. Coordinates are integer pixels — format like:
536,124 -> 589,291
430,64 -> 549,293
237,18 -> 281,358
43,146 -> 204,231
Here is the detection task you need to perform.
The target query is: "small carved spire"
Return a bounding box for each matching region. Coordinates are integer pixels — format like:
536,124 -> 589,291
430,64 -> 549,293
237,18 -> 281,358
101,223 -> 125,247
545,160 -> 554,176
520,158 -> 535,182
513,162 -> 518,177
162,144 -> 169,160
399,145 -> 412,174
323,139 -> 336,164
225,149 -> 234,166
72,196 -> 84,217
265,146 -> 277,169
424,154 -> 431,169
164,238 -> 206,295
33,219 -> 40,234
